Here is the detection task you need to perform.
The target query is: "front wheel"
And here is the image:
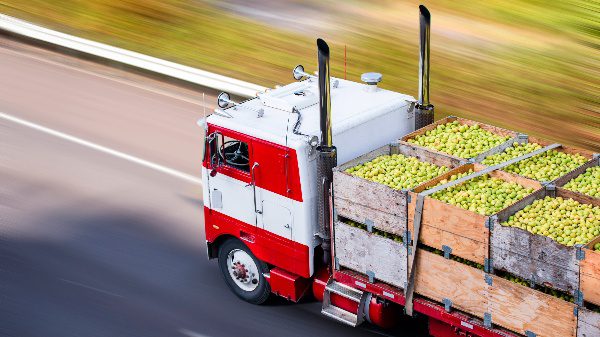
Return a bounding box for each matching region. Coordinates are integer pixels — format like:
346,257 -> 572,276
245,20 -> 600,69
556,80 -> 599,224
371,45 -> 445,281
218,238 -> 270,304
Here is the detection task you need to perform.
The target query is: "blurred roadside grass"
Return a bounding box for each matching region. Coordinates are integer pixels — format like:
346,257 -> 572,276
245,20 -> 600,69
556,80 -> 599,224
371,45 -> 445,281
1,0 -> 598,151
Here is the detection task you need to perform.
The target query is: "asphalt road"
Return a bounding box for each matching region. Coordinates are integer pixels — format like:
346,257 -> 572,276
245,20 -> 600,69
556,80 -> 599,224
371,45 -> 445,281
0,37 -> 428,337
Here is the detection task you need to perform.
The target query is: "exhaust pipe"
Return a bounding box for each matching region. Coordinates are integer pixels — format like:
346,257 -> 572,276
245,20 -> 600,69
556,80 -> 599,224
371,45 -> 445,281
415,5 -> 434,129
316,38 -> 337,265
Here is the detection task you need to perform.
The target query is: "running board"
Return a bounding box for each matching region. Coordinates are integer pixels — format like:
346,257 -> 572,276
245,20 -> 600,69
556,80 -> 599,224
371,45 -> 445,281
321,280 -> 368,327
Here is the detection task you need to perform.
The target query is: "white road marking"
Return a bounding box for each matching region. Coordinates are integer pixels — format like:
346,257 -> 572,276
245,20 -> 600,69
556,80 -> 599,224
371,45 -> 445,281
59,278 -> 124,298
179,329 -> 211,337
1,112 -> 203,185
0,47 -> 211,107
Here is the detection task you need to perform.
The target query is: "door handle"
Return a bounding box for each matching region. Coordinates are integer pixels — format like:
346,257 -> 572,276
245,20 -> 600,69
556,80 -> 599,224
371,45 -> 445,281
250,162 -> 261,223
284,224 -> 290,229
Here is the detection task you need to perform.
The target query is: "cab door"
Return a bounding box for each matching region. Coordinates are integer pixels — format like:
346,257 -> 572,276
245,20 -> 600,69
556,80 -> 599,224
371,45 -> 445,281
205,126 -> 258,228
253,141 -> 293,240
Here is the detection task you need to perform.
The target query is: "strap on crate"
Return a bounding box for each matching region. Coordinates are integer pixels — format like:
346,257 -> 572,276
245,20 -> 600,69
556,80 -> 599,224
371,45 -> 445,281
403,143 -> 561,316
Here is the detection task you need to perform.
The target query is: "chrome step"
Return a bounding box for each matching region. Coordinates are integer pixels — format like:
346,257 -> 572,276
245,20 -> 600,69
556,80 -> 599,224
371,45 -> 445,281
325,280 -> 363,302
322,305 -> 360,327
321,280 -> 368,327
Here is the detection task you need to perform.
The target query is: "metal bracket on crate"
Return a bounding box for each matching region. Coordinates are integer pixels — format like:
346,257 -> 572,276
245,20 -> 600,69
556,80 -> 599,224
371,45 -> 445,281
575,290 -> 584,306
442,245 -> 452,259
366,270 -> 375,283
517,133 -> 529,144
574,306 -> 579,317
365,219 -> 374,233
594,153 -> 600,162
529,274 -> 536,288
485,274 -> 493,286
484,258 -> 494,273
403,231 -> 412,248
442,298 -> 452,312
483,313 -> 492,328
334,257 -> 340,270
404,190 -> 412,203
546,183 -> 556,196
525,331 -> 537,337
576,245 -> 586,261
485,216 -> 496,231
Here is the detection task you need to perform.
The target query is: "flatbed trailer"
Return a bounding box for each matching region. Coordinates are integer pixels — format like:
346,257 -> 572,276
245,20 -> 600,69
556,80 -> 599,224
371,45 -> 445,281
201,5 -> 600,337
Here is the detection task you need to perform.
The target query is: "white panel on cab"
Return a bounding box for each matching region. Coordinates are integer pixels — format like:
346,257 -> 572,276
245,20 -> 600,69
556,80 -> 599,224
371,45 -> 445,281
262,202 -> 292,240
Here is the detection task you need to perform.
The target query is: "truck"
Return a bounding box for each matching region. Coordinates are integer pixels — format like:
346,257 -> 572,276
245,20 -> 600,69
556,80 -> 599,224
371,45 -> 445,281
201,5 -> 600,337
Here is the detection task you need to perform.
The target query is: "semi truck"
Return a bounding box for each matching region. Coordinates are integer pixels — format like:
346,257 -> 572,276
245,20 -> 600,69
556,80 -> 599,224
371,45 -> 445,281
201,6 -> 600,337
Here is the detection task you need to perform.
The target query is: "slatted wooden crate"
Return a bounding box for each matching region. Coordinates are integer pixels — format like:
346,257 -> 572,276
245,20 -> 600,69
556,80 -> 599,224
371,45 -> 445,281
555,155 -> 599,199
491,187 -> 600,295
483,136 -> 595,183
407,163 -> 542,265
578,308 -> 600,337
487,274 -> 577,337
414,249 -> 489,318
400,116 -> 519,163
333,142 -> 462,237
334,220 -> 407,289
414,249 -> 577,337
581,236 -> 600,307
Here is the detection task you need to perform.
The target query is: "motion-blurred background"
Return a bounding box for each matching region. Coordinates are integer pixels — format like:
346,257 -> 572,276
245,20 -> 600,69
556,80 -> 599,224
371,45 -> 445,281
2,0 -> 599,150
0,2 -> 598,337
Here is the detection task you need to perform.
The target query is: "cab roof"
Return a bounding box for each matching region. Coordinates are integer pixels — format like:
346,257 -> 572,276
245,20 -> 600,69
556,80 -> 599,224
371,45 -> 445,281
206,77 -> 415,148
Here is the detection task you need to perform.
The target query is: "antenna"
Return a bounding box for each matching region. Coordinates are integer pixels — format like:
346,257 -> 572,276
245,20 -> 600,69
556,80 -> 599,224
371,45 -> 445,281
344,45 -> 347,80
202,92 -> 207,129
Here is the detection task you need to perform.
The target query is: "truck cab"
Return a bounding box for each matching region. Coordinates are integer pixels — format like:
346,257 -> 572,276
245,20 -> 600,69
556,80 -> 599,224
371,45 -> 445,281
202,73 -> 417,290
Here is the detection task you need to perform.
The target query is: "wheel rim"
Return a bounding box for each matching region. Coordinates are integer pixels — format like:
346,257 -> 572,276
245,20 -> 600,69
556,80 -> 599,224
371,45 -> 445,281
227,249 -> 260,292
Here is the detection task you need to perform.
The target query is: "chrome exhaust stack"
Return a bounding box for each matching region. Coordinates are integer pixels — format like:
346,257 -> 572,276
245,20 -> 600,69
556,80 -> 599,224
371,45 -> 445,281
415,5 -> 434,129
315,38 -> 337,264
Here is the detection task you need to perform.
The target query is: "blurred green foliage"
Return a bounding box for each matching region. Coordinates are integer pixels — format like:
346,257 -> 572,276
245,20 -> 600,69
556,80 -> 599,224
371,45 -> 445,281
1,0 -> 598,151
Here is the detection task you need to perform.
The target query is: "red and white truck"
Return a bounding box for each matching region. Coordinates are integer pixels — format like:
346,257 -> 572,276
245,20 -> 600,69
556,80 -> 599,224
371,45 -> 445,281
201,6 -> 600,337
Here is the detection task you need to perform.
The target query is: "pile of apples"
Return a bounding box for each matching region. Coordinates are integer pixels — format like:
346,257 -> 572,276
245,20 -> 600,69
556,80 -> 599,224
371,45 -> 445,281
503,196 -> 600,247
406,121 -> 511,159
564,166 -> 599,198
345,154 -> 449,190
482,142 -> 588,182
429,174 -> 535,216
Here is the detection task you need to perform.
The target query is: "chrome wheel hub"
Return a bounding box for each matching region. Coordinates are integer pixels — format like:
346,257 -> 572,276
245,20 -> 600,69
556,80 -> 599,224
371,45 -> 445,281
227,249 -> 259,292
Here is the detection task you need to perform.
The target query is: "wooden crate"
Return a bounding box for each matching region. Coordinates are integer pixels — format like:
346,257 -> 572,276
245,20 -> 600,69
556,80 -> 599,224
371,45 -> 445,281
333,142 -> 462,237
492,188 -> 600,295
413,249 -> 577,337
487,136 -> 596,183
400,116 -> 519,163
487,274 -> 577,337
408,163 -> 542,265
555,156 -> 599,199
578,308 -> 600,337
414,249 -> 489,318
334,220 -> 407,289
581,236 -> 600,307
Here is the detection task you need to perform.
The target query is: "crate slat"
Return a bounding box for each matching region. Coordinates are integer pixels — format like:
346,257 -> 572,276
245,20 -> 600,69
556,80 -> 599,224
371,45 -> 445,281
334,221 -> 407,289
582,237 -> 600,306
414,249 -> 489,317
578,308 -> 600,337
488,275 -> 577,337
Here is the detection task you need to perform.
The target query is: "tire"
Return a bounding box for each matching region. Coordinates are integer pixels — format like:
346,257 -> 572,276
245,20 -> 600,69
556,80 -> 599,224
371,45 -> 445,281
218,238 -> 270,304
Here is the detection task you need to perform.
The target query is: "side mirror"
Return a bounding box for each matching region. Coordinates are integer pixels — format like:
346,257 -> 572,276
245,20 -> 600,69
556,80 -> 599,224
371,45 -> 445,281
205,131 -> 222,173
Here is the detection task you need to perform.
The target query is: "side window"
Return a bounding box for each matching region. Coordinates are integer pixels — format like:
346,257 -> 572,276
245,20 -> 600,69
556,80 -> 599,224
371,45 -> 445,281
219,134 -> 251,173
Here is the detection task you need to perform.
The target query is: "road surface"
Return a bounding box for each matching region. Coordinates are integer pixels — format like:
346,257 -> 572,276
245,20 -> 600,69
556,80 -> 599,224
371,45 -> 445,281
0,36 -> 427,337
